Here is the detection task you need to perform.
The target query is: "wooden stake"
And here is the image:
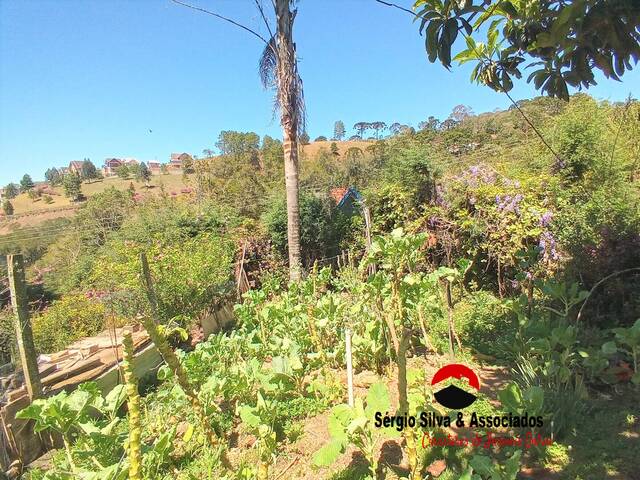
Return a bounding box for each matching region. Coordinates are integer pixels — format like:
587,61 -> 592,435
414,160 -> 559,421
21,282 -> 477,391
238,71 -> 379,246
345,327 -> 354,407
6,254 -> 42,401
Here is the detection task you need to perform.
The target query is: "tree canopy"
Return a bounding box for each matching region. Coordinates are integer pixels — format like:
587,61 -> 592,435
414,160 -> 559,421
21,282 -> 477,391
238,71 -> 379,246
413,0 -> 640,99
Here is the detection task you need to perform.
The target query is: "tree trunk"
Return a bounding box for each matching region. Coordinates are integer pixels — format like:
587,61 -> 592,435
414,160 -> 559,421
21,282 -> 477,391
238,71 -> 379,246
275,0 -> 302,281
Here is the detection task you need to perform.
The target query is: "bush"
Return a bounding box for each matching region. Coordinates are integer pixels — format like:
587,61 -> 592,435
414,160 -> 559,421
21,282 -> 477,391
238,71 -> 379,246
263,192 -> 351,266
87,232 -> 235,324
32,294 -> 107,353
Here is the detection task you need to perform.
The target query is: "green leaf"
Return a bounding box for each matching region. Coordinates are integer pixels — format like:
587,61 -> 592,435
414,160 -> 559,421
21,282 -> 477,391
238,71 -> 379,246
523,386 -> 544,414
601,341 -> 617,356
504,449 -> 522,479
328,404 -> 352,442
313,439 -> 345,466
459,466 -> 474,480
238,405 -> 261,428
365,381 -> 391,417
469,455 -> 494,476
498,383 -> 522,413
104,385 -> 127,417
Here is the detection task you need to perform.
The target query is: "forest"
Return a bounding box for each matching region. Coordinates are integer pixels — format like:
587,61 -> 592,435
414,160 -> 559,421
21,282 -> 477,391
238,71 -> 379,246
0,1 -> 639,480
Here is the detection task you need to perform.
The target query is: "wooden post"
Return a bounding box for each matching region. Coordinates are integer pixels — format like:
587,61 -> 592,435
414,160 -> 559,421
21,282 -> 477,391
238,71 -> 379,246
345,327 -> 354,407
6,254 -> 42,401
361,202 -> 376,275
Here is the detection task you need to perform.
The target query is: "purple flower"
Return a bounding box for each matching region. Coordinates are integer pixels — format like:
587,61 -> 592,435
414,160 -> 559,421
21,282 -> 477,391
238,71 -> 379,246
539,211 -> 553,227
539,230 -> 559,261
496,193 -> 523,215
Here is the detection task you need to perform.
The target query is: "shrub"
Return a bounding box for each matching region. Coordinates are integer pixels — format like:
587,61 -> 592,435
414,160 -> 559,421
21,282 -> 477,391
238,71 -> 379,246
2,200 -> 14,216
263,192 -> 351,266
87,232 -> 235,324
32,294 -> 106,353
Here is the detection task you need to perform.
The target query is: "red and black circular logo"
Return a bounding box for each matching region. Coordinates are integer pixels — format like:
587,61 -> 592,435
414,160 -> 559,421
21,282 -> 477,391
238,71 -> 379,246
432,363 -> 480,409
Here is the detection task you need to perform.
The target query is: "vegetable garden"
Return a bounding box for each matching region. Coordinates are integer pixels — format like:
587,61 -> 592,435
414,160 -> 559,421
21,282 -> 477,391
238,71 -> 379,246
1,94 -> 639,479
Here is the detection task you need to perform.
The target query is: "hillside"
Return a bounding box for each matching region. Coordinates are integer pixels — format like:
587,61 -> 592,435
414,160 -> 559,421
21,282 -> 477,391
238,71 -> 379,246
2,140 -> 370,222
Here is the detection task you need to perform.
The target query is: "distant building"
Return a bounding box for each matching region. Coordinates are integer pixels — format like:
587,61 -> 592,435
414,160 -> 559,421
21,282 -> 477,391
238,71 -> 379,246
146,161 -> 161,172
103,158 -> 123,176
68,161 -> 84,175
169,153 -> 192,169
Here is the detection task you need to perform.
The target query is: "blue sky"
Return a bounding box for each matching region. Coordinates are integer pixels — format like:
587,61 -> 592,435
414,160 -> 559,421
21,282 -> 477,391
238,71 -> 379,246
1,0 -> 638,186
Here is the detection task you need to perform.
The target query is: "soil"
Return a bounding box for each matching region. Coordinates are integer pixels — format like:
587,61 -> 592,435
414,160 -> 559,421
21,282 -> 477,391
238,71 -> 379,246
225,352 -> 512,480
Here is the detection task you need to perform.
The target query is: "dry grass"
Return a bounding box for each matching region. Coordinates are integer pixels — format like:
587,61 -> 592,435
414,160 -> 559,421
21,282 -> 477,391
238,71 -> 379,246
301,140 -> 373,158
7,173 -> 186,215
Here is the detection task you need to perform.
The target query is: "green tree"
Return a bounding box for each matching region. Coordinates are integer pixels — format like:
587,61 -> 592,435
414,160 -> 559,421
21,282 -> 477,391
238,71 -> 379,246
314,135 -> 328,142
136,162 -> 152,184
63,173 -> 82,201
264,191 -> 349,266
370,121 -> 387,139
115,165 -> 130,179
330,142 -> 339,156
160,164 -> 169,175
353,122 -> 369,139
2,200 -> 14,216
182,157 -> 195,175
333,120 -> 346,140
418,116 -> 440,132
413,0 -> 640,99
215,131 -> 260,157
261,135 -> 284,178
4,183 -> 18,199
20,174 -> 34,192
81,159 -> 101,182
45,168 -> 61,185
299,132 -> 310,145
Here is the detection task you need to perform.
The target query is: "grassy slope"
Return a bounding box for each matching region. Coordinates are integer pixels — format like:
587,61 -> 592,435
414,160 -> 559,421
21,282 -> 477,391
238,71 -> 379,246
8,173 -> 186,215
6,140 -> 370,219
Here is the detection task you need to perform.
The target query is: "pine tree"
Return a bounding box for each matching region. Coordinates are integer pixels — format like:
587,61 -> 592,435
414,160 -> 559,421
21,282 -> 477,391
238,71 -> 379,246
333,120 -> 345,141
20,174 -> 34,192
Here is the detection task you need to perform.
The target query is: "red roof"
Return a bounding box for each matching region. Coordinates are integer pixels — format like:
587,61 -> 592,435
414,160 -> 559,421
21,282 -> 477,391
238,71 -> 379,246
330,187 -> 348,204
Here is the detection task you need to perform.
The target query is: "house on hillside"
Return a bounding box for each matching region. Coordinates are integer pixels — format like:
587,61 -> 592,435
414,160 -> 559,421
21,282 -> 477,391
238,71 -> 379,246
123,158 -> 139,167
68,161 -> 84,175
103,158 -> 123,176
59,167 -> 69,176
330,186 -> 362,214
146,161 -> 161,172
169,153 -> 192,169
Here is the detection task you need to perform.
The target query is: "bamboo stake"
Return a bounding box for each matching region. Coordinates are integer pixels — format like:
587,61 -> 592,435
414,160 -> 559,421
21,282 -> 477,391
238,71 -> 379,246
345,327 -> 354,407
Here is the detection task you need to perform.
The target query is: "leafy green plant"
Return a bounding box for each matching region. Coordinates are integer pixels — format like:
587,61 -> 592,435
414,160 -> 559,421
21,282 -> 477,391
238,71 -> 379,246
237,392 -> 279,480
613,319 -> 640,383
17,382 -> 127,476
462,450 -> 522,480
313,381 -> 400,479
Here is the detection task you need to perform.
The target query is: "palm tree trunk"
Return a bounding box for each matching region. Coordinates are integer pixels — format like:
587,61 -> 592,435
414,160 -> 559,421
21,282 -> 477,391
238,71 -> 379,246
276,0 -> 302,281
